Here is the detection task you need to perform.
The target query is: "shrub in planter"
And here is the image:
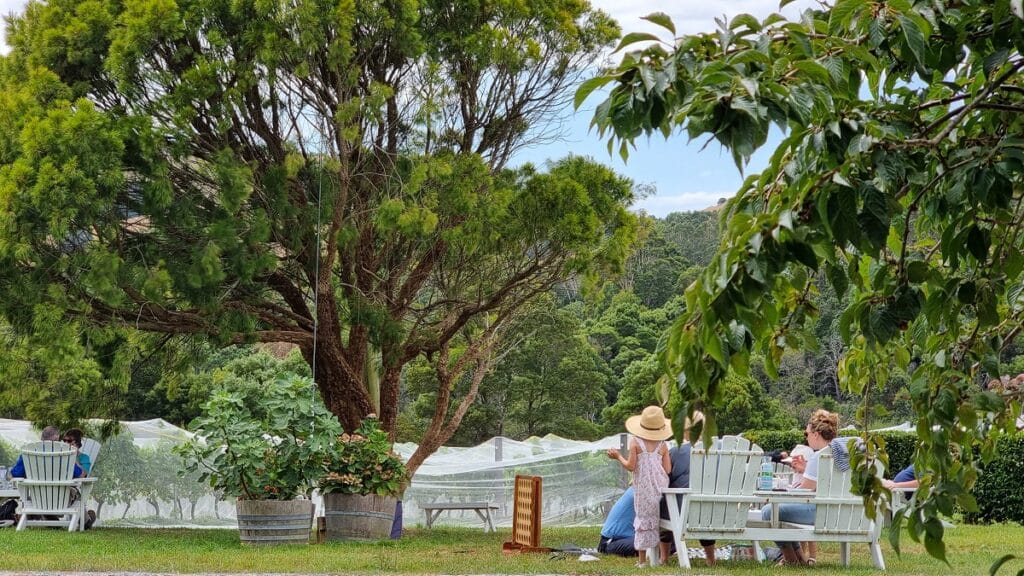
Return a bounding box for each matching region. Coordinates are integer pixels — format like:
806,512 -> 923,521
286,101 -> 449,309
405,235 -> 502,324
178,375 -> 341,544
318,418 -> 407,541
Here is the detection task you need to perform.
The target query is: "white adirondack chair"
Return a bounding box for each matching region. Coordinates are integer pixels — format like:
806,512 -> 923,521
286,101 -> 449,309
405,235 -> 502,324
81,438 -> 101,474
746,447 -> 886,570
13,441 -> 81,531
661,436 -> 764,568
813,448 -> 885,569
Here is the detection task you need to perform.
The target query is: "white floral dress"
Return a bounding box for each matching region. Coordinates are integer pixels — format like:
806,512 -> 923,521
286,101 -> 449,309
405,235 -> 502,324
633,438 -> 669,552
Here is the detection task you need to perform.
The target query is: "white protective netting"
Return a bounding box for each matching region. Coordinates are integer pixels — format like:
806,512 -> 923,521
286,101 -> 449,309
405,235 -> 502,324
0,418 -> 634,529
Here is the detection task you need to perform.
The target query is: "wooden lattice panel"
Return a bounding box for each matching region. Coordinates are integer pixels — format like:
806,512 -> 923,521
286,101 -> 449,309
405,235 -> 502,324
502,475 -> 549,553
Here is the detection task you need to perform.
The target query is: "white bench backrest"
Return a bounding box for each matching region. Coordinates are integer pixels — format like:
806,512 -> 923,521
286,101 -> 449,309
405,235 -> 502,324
20,441 -> 78,511
688,435 -> 763,532
814,446 -> 882,536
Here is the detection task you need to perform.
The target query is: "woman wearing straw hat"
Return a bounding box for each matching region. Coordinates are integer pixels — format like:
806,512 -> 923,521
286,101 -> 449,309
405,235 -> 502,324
606,405 -> 672,567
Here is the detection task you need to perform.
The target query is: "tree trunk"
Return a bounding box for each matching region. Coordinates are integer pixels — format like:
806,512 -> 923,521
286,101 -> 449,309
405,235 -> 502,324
304,338 -> 375,433
379,365 -> 402,437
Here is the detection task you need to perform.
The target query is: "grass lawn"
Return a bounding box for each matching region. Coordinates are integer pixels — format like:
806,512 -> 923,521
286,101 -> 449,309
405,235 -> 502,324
0,524 -> 1021,574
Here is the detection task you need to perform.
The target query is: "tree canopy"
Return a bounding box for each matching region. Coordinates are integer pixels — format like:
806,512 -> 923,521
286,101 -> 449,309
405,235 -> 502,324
0,0 -> 637,473
581,0 -> 1024,559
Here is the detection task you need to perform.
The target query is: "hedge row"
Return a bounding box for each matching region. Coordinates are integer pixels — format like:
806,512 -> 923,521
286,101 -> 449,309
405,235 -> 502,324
745,429 -> 1024,525
968,433 -> 1024,524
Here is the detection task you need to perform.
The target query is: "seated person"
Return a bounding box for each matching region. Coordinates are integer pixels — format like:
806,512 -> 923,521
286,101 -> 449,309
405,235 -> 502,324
781,444 -> 817,564
883,464 -> 918,490
598,485 -> 637,556
760,410 -> 842,565
61,429 -> 90,477
9,426 -> 83,479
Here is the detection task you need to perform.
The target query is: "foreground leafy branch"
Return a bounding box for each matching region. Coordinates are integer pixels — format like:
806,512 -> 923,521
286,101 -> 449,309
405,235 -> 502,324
580,0 -> 1024,560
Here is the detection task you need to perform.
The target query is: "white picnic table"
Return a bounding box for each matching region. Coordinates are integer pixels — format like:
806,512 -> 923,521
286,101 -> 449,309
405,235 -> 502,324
421,501 -> 498,532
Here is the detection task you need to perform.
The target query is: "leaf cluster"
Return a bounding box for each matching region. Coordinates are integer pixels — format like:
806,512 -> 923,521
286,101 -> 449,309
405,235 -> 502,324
581,0 -> 1024,561
176,374 -> 342,501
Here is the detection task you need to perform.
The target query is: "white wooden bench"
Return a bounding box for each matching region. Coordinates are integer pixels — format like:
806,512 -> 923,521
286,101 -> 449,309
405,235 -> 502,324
421,501 -> 498,532
661,442 -> 886,569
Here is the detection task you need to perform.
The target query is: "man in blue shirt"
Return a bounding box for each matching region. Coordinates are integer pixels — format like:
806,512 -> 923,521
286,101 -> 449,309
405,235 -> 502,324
598,485 -> 637,556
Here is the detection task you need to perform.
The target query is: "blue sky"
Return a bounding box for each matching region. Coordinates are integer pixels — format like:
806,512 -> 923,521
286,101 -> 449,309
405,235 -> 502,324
513,0 -> 819,216
0,0 -> 817,215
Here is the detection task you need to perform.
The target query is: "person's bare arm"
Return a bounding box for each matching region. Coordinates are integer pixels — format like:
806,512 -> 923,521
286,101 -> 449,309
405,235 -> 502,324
661,444 -> 671,474
606,440 -> 638,472
798,477 -> 817,490
883,478 -> 919,489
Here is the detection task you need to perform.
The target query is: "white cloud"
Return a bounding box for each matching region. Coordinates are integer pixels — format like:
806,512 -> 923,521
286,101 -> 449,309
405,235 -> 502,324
592,0 -> 820,37
633,190 -> 733,216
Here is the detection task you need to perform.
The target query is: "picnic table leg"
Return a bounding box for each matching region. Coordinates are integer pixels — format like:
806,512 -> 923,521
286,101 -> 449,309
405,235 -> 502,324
473,508 -> 491,532
485,509 -> 495,533
425,509 -> 436,529
753,540 -> 764,562
839,542 -> 850,566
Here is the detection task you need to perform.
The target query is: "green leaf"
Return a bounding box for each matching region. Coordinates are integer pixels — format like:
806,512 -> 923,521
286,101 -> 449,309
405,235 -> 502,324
830,0 -> 866,32
575,76 -> 615,109
641,12 -> 676,35
923,529 -> 947,563
984,49 -> 1010,77
966,225 -> 991,261
898,15 -> 927,68
729,13 -> 761,32
828,261 -> 850,297
615,32 -> 662,52
793,60 -> 833,85
991,555 -> 1017,576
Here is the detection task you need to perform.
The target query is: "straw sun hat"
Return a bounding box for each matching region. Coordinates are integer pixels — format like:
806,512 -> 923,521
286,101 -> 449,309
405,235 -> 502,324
625,405 -> 673,441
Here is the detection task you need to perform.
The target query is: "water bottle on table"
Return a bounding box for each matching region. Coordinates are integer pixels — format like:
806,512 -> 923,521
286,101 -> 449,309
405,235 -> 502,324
758,457 -> 774,490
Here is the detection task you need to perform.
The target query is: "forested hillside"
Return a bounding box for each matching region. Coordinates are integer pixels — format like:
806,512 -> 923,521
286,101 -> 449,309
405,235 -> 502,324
2,209 -> 939,444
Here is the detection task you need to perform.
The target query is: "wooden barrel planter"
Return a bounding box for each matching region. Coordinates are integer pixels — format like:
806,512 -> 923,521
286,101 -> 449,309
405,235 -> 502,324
236,499 -> 314,545
324,493 -> 396,541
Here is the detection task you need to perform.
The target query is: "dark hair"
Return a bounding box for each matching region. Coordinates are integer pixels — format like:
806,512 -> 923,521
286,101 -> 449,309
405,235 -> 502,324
62,428 -> 83,448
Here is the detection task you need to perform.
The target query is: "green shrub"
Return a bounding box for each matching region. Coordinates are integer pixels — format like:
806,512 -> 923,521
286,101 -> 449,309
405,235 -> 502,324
177,375 -> 342,500
744,429 -> 917,475
967,433 -> 1024,525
